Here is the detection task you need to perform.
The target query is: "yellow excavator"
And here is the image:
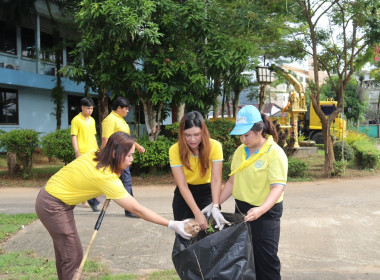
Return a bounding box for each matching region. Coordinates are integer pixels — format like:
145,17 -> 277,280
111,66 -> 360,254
269,65 -> 346,144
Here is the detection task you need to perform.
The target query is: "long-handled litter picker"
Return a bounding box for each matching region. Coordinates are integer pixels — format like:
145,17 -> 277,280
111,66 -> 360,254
72,199 -> 111,280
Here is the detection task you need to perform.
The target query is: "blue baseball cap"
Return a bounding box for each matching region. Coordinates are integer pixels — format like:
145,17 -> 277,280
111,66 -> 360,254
230,105 -> 262,135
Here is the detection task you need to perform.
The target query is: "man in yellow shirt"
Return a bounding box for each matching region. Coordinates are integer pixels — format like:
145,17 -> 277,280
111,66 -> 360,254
71,97 -> 100,211
101,97 -> 145,218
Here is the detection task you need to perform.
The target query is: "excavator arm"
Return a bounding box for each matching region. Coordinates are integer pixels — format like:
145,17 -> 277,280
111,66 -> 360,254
268,64 -> 306,111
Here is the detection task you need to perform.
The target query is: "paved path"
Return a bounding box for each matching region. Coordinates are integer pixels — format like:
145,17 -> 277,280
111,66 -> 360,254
1,175 -> 380,279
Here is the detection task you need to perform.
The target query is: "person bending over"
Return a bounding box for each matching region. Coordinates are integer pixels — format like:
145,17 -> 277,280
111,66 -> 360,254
35,132 -> 190,280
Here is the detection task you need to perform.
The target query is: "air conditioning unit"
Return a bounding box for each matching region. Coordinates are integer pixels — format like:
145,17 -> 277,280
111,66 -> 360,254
0,63 -> 19,70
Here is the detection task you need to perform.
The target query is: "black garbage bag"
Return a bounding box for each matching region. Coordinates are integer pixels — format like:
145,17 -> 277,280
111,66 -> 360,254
172,213 -> 256,280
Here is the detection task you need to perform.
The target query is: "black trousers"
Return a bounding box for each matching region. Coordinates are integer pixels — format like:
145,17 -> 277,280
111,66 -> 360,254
236,199 -> 283,280
172,183 -> 212,221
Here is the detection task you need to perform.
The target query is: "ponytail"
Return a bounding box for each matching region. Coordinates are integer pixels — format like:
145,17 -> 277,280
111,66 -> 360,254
251,113 -> 278,142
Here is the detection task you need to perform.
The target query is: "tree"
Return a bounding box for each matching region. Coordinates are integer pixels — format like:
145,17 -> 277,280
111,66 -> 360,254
67,0 -> 213,140
321,76 -> 367,124
288,0 -> 380,176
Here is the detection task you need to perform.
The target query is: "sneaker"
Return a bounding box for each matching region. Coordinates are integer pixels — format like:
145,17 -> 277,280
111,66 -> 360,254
125,212 -> 139,218
88,200 -> 100,212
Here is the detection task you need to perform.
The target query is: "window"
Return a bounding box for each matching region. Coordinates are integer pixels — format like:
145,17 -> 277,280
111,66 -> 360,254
321,104 -> 337,116
0,21 -> 17,55
21,27 -> 36,58
66,41 -> 76,64
0,88 -> 18,125
40,32 -> 55,62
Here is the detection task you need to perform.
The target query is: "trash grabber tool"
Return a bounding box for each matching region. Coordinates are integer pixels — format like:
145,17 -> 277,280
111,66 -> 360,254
72,199 -> 111,280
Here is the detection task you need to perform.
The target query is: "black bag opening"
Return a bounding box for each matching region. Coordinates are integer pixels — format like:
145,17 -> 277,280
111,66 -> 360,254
172,213 -> 256,280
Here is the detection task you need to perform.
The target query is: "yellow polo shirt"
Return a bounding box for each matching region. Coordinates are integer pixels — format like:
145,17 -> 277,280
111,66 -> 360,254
231,137 -> 288,206
45,152 -> 129,205
71,113 -> 98,155
169,139 -> 223,185
101,111 -> 130,138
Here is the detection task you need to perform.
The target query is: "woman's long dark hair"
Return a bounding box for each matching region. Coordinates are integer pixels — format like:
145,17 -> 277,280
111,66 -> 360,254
94,132 -> 135,174
178,111 -> 211,177
251,113 -> 278,142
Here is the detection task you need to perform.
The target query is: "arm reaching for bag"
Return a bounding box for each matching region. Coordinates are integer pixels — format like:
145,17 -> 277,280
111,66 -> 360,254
114,195 -> 192,239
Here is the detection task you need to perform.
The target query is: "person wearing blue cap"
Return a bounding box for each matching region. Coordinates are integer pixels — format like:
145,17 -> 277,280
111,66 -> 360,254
219,105 -> 288,280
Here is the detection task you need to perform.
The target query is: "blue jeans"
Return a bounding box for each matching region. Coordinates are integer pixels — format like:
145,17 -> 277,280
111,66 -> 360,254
120,166 -> 133,214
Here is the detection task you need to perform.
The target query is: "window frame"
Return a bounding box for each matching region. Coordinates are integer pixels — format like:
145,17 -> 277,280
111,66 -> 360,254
0,20 -> 17,55
0,88 -> 19,125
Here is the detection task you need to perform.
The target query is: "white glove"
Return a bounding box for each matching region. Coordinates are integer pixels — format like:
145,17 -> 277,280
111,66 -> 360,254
201,202 -> 213,218
168,220 -> 192,240
211,205 -> 230,230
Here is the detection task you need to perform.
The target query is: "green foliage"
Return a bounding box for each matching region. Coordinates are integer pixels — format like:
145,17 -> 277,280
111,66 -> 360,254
321,76 -> 367,123
345,130 -> 370,145
206,119 -> 240,161
316,144 -> 325,150
40,128 -> 75,165
132,136 -> 175,169
351,140 -> 380,170
333,141 -> 354,162
160,123 -> 180,140
288,157 -> 308,178
0,129 -> 40,177
332,160 -> 348,176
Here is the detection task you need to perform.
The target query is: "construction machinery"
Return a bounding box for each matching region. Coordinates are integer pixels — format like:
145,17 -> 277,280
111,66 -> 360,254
269,65 -> 346,146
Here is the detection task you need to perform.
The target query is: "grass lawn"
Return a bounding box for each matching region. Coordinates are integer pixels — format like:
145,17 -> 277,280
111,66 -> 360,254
0,214 -> 179,279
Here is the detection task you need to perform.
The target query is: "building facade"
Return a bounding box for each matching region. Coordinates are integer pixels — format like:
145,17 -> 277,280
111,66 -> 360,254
0,1 -> 95,135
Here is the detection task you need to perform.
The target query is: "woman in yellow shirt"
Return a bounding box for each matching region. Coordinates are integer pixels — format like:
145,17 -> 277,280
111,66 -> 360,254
169,111 -> 229,230
219,105 -> 288,280
35,132 -> 190,280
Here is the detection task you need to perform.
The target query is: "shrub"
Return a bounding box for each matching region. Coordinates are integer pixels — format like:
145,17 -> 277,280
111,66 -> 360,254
0,129 -> 40,177
41,128 -> 75,165
206,119 -> 240,161
288,157 -> 308,178
160,123 -> 179,140
344,130 -> 369,146
333,141 -> 354,162
132,136 -> 175,170
316,144 -> 324,150
351,140 -> 380,170
332,160 -> 348,176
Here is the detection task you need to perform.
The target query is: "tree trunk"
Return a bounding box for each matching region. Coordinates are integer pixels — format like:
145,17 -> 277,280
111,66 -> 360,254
7,152 -> 20,175
213,78 -> 221,118
177,103 -> 185,122
141,99 -> 163,141
97,87 -> 109,136
23,157 -> 33,177
226,89 -> 232,117
259,84 -> 267,113
232,86 -> 242,117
